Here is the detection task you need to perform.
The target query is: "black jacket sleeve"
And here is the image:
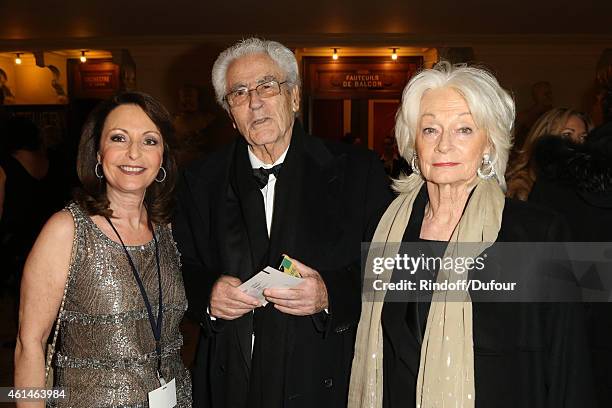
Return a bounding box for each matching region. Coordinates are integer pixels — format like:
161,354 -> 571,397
173,168 -> 218,333
318,151 -> 393,336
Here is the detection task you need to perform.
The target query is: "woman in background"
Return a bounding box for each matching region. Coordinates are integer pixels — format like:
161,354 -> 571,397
529,51 -> 612,407
0,117 -> 67,344
506,107 -> 593,200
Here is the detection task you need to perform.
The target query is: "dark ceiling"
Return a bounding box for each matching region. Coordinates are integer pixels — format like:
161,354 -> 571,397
0,0 -> 611,45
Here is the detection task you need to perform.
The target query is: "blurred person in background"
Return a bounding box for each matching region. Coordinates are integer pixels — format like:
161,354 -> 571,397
0,117 -> 68,340
529,54 -> 612,406
506,107 -> 593,200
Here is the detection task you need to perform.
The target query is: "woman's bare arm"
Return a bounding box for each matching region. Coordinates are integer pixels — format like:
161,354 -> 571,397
14,210 -> 74,407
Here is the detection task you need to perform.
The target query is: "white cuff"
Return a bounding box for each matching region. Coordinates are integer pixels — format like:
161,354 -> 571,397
207,306 -> 217,321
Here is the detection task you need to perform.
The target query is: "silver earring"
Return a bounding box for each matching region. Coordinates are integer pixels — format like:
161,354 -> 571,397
477,154 -> 496,179
411,153 -> 421,176
155,166 -> 167,183
95,162 -> 104,179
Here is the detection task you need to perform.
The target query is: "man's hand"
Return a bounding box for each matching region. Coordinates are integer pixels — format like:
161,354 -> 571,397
209,275 -> 260,320
263,257 -> 329,316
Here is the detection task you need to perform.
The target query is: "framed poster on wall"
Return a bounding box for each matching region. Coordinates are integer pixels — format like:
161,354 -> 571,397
69,59 -> 119,99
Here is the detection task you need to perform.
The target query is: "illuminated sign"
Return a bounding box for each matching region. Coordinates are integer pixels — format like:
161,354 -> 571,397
342,73 -> 384,88
81,71 -> 114,90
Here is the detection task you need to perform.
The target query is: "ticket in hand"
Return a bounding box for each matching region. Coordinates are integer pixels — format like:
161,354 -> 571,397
239,266 -> 303,306
279,255 -> 301,277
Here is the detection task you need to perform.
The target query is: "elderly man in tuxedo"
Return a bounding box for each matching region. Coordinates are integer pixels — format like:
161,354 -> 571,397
173,37 -> 392,408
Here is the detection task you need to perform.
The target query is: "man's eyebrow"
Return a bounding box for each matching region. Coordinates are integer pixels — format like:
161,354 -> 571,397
228,82 -> 247,92
257,75 -> 277,84
228,75 -> 277,92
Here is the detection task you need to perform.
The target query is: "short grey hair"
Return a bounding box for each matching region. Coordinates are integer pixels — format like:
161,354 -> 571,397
395,61 -> 515,189
211,37 -> 301,111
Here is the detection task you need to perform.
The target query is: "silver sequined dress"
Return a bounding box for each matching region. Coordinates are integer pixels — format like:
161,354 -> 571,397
49,202 -> 192,407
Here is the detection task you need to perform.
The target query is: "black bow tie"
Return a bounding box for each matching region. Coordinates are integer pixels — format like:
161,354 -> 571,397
252,164 -> 283,189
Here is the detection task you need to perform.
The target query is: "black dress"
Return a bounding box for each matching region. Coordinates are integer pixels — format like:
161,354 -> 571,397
382,186 -> 596,408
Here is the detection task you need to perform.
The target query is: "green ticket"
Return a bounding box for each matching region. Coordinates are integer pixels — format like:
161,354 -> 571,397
279,255 -> 301,277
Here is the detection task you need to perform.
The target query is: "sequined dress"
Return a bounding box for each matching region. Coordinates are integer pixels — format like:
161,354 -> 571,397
48,202 -> 192,407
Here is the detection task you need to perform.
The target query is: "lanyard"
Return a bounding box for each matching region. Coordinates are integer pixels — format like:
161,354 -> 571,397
105,217 -> 164,376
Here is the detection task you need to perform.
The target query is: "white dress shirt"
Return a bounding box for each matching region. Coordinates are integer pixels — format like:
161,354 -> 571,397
247,146 -> 289,236
246,146 -> 289,353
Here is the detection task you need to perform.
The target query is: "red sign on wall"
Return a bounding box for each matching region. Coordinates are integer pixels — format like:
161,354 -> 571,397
81,71 -> 115,90
70,60 -> 119,98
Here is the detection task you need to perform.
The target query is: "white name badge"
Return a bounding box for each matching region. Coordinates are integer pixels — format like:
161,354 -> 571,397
148,377 -> 177,408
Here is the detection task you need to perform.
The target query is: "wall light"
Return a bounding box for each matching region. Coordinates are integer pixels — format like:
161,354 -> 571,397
332,48 -> 339,60
391,48 -> 398,61
80,50 -> 87,63
15,53 -> 22,65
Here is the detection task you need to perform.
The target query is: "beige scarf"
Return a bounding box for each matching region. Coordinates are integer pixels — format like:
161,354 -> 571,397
348,173 -> 505,408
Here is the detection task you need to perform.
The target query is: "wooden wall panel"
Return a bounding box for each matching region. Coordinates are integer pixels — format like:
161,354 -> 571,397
310,98 -> 344,140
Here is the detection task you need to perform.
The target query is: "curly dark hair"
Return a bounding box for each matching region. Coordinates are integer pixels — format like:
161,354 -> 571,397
75,91 -> 177,224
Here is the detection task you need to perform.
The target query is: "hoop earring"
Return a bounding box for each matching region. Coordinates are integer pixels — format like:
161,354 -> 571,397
95,162 -> 104,179
477,154 -> 496,180
411,153 -> 421,176
155,166 -> 167,183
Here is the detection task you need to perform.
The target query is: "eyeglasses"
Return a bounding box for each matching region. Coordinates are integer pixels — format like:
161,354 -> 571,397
224,80 -> 287,107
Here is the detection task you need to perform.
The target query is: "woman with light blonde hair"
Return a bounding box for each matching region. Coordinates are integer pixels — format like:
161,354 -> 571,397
506,107 -> 593,200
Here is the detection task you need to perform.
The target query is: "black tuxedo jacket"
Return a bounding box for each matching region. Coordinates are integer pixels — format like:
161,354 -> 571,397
382,187 -> 596,408
173,123 -> 393,408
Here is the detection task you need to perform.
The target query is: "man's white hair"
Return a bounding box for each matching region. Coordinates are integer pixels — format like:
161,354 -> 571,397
212,37 -> 300,111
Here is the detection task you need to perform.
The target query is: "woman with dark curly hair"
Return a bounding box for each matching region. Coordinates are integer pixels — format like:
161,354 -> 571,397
14,92 -> 192,407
